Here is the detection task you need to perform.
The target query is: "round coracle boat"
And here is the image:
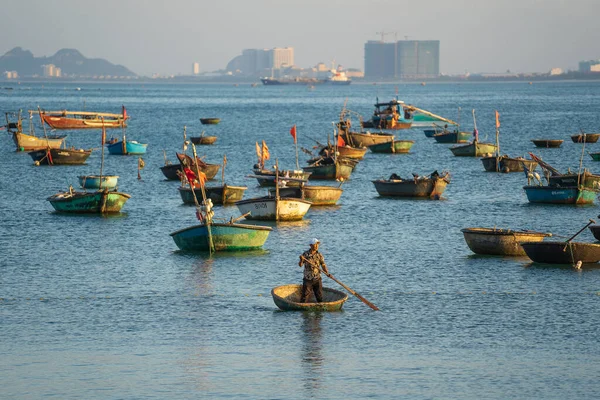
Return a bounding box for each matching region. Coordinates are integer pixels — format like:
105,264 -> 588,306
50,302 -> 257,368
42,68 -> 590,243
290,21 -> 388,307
271,284 -> 348,311
461,227 -> 552,256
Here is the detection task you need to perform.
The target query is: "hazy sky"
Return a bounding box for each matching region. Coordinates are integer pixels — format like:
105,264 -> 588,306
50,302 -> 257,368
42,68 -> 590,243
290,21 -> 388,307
4,0 -> 599,76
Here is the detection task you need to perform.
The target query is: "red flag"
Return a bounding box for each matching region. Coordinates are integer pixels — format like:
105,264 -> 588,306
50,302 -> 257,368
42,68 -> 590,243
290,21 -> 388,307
337,135 -> 346,147
495,111 -> 500,128
46,149 -> 53,165
290,125 -> 297,144
122,105 -> 128,120
183,167 -> 197,184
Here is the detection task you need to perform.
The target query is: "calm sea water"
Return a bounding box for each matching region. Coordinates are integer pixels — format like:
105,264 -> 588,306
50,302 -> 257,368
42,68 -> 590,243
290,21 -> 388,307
2,81 -> 600,399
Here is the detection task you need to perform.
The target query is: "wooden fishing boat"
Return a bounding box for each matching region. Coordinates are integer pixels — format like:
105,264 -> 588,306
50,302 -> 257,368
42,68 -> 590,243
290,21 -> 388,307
450,142 -> 497,157
6,111 -> 67,151
269,185 -> 343,206
317,143 -> 368,160
481,155 -> 538,173
33,108 -> 127,129
521,241 -> 600,264
235,196 -> 312,221
433,130 -> 471,143
170,222 -> 271,251
372,171 -> 450,199
531,139 -> 563,148
47,188 -> 130,213
12,131 -> 66,152
461,227 -> 551,256
78,175 -> 119,189
178,184 -> 247,205
303,157 -> 355,180
190,135 -> 217,145
200,118 -> 220,125
571,133 -> 600,143
29,147 -> 92,165
368,139 -> 414,154
160,153 -> 220,180
523,185 -> 598,204
361,98 -> 414,130
107,139 -> 147,155
251,168 -> 311,187
271,284 -> 348,311
341,130 -> 394,147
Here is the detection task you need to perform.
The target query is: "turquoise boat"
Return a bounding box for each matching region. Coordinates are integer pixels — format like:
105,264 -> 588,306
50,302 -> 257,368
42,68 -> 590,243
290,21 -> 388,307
450,142 -> 497,157
369,139 -> 414,153
107,139 -> 147,155
47,188 -> 131,213
78,175 -> 119,189
589,152 -> 600,161
170,222 -> 272,251
523,185 -> 598,205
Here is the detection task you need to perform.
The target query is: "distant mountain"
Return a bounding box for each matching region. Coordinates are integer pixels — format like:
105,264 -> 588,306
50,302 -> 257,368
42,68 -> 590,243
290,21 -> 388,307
0,47 -> 137,77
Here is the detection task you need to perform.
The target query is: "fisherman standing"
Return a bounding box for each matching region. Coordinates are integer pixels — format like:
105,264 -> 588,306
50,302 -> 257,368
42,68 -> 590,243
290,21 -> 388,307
298,238 -> 330,303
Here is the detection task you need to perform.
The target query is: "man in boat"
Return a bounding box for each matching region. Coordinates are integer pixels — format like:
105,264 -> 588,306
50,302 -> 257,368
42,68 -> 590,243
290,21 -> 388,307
298,238 -> 330,303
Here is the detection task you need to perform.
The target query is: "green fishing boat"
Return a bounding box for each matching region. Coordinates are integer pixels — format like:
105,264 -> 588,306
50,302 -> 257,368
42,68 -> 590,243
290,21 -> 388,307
171,222 -> 272,251
47,188 -> 131,213
450,142 -> 497,157
368,139 -> 415,153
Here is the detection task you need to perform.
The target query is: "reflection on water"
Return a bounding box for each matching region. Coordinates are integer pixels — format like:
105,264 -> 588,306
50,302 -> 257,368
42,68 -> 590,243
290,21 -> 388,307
189,258 -> 214,296
300,312 -> 324,394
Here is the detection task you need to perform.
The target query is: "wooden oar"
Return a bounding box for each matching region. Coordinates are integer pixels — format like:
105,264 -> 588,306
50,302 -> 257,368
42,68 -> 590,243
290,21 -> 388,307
563,218 -> 596,251
301,256 -> 379,311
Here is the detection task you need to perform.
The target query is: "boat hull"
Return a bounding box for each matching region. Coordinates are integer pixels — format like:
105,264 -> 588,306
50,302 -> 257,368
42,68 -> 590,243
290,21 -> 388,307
461,227 -> 551,256
373,177 -> 449,199
29,148 -> 92,165
269,185 -> 343,206
170,222 -> 272,251
481,156 -> 538,173
200,118 -> 220,125
78,175 -> 119,189
521,241 -> 600,264
12,131 -> 66,151
589,225 -> 600,241
342,131 -> 394,147
235,197 -> 312,221
160,163 -> 220,180
336,145 -> 368,159
271,284 -> 348,311
107,141 -> 147,155
523,185 -> 597,204
41,114 -> 125,129
589,153 -> 600,161
178,185 -> 247,205
531,139 -> 563,148
368,140 -> 415,153
47,190 -> 130,213
433,131 -> 472,143
302,163 -> 354,180
571,133 -> 600,143
450,142 -> 497,157
190,136 -> 217,145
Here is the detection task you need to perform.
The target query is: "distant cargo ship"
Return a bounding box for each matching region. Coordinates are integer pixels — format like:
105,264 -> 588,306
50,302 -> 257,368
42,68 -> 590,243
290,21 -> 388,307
261,70 -> 351,86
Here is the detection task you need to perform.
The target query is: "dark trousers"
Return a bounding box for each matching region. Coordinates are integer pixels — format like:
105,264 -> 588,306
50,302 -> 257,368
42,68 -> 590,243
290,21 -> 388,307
301,278 -> 323,303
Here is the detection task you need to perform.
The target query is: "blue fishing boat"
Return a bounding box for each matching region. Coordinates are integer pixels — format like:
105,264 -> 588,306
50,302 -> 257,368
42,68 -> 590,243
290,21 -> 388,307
523,185 -> 598,205
107,139 -> 147,155
78,175 -> 119,189
47,187 -> 131,213
361,97 -> 414,130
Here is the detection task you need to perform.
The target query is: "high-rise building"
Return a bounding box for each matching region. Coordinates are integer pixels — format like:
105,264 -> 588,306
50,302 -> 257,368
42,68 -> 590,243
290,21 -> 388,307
364,40 -> 439,79
192,62 -> 200,75
42,64 -> 61,78
269,47 -> 294,69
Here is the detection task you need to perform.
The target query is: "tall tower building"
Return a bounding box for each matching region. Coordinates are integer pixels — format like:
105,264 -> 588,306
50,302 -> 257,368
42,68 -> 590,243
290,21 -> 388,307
269,47 -> 294,69
364,40 -> 439,79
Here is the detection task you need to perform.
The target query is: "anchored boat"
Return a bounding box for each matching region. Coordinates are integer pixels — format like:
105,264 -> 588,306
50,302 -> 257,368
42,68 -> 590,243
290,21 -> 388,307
271,284 -> 348,311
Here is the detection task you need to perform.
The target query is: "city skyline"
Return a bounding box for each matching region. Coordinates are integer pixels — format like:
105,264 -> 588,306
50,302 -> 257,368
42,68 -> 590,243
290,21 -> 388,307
3,0 -> 599,77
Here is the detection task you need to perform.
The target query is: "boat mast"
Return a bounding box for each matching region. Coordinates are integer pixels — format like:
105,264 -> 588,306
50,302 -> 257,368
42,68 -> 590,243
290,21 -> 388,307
472,109 -> 478,156
191,142 -> 214,253
275,159 -> 280,221
495,110 -> 500,172
100,118 -> 106,188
